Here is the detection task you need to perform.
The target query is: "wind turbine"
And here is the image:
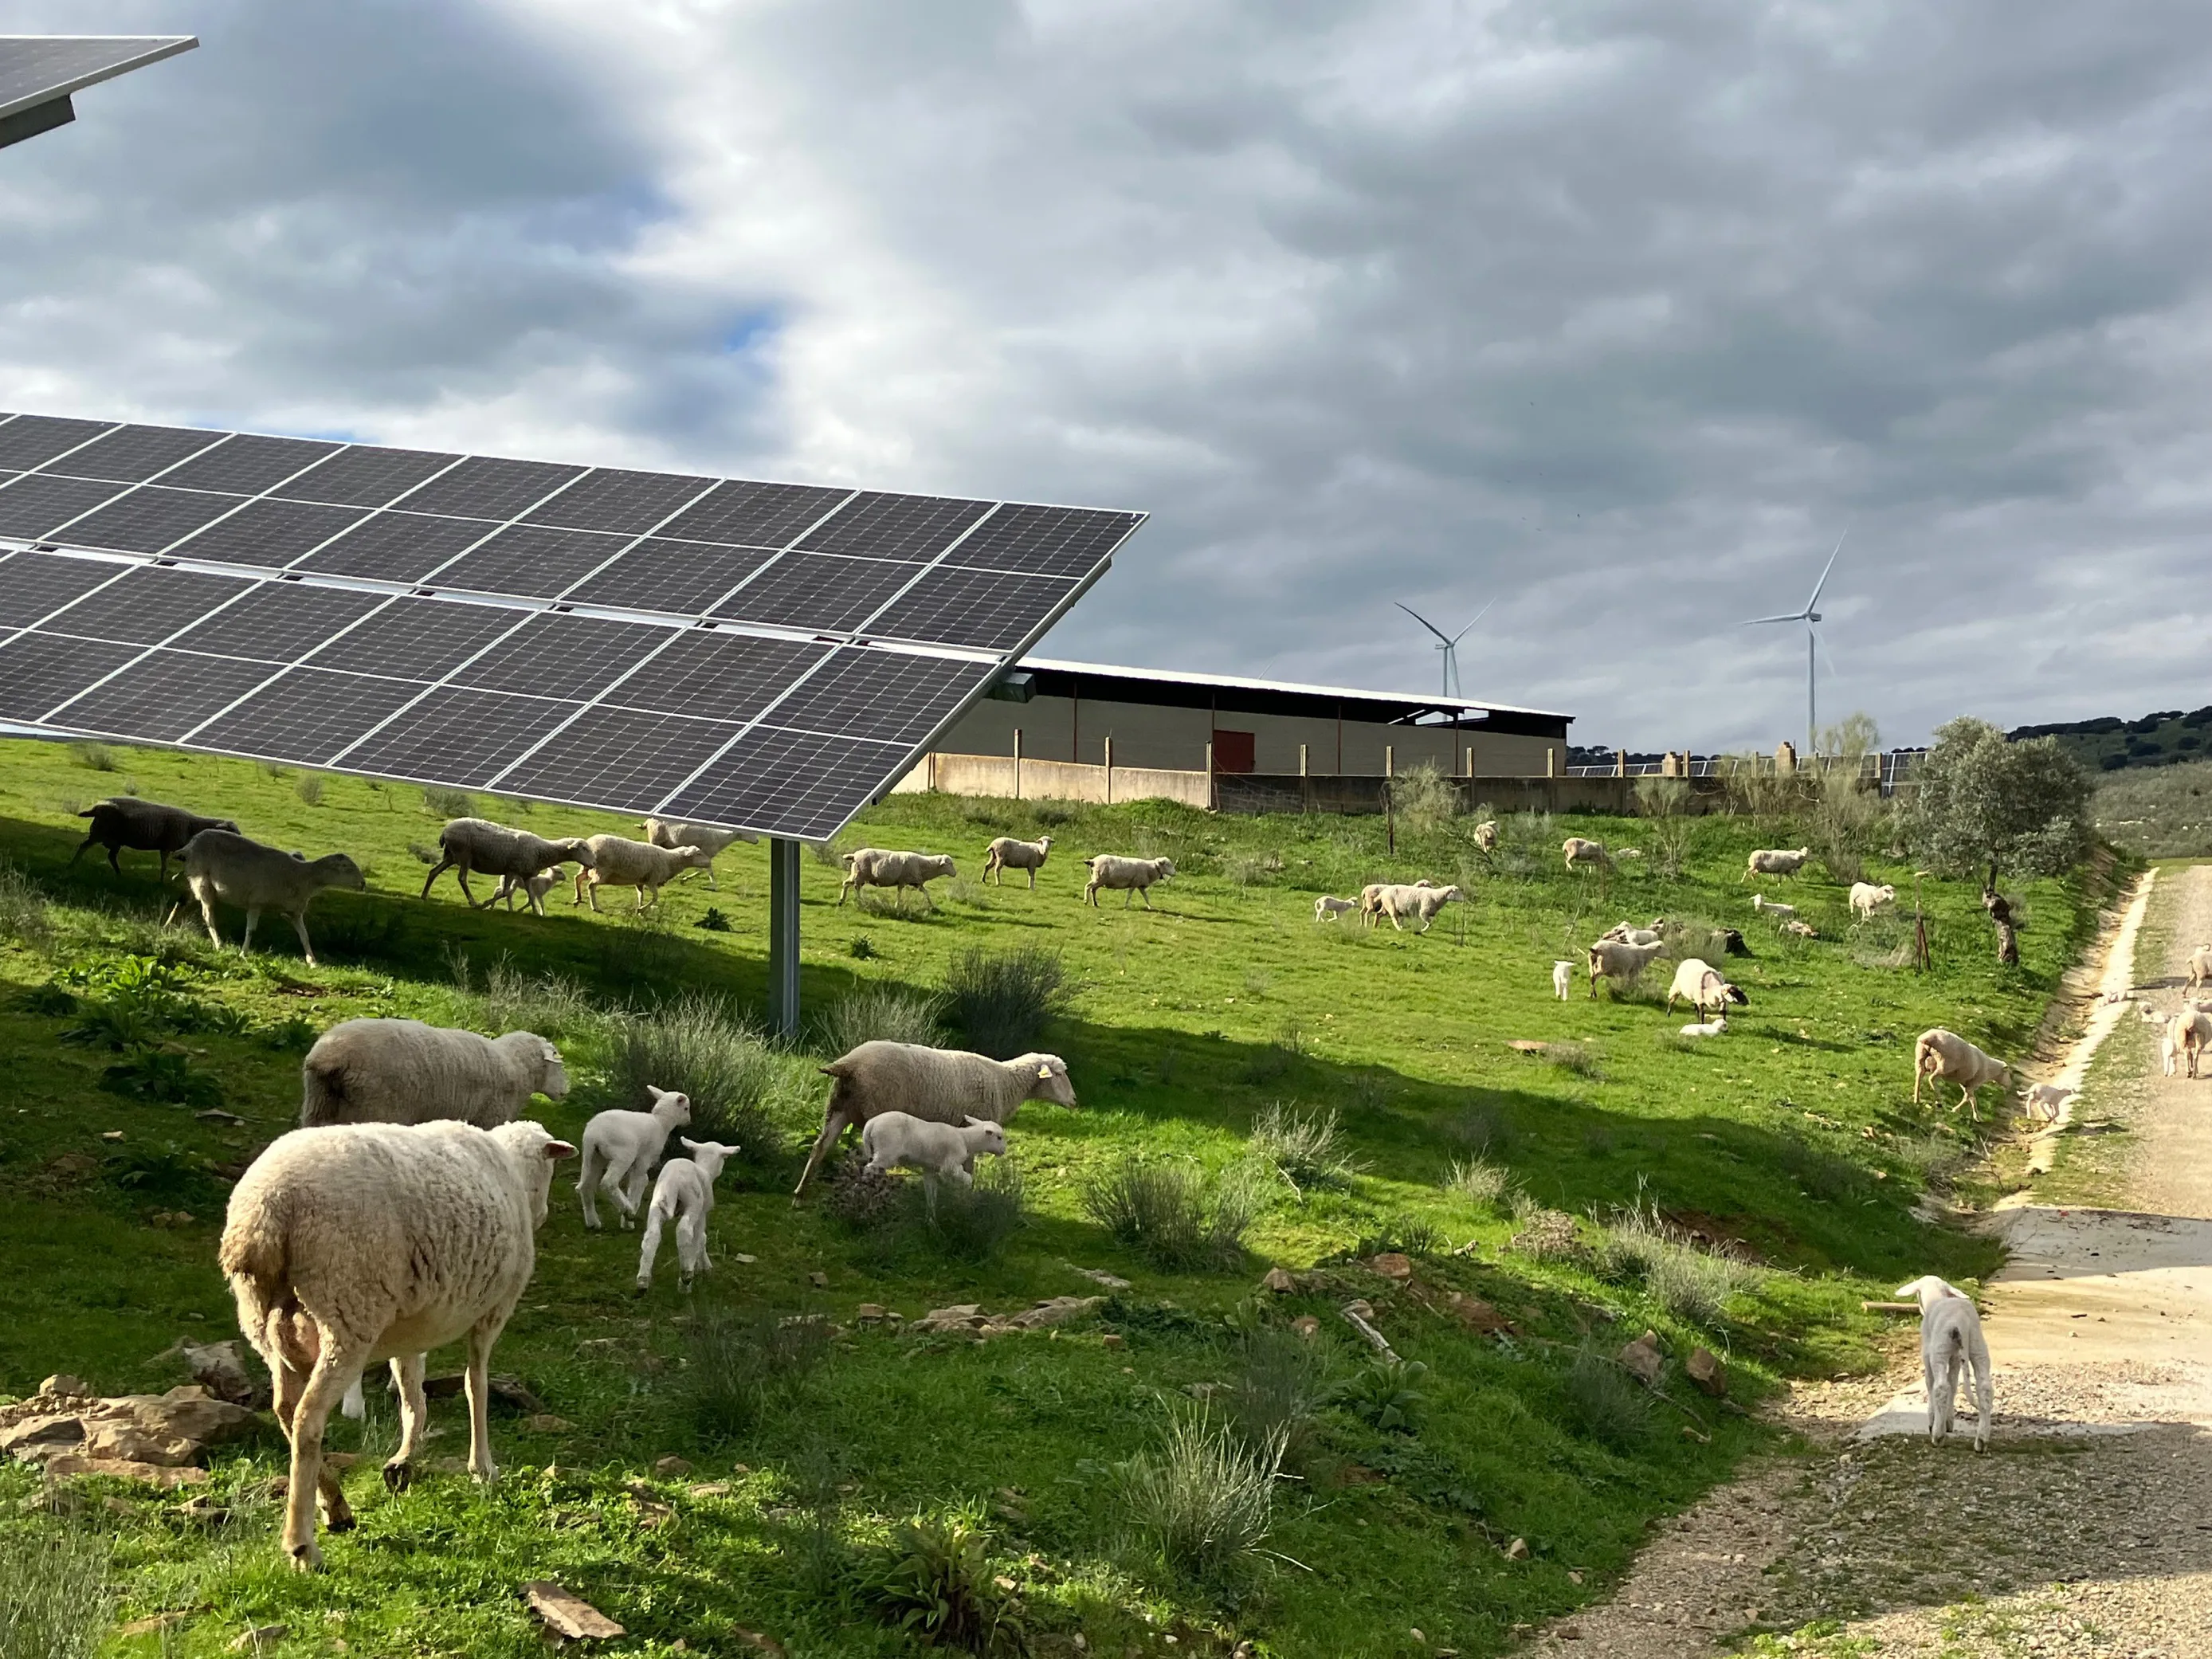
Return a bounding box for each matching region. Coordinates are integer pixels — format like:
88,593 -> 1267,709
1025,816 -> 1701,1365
1742,528 -> 1846,755
1396,598 -> 1494,698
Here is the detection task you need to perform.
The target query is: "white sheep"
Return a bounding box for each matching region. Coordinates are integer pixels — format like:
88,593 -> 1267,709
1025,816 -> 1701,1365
861,1111 -> 1008,1188
1849,881 -> 1898,918
1896,1276 -> 1992,1452
572,833 -> 712,912
1913,1029 -> 2010,1117
1665,958 -> 1749,1019
1678,1016 -> 1728,1037
2171,1008 -> 2212,1080
1562,837 -> 1611,871
796,1042 -> 1077,1195
839,847 -> 958,909
1781,918 -> 1820,939
2189,946 -> 2212,994
421,818 -> 596,910
164,830 -> 365,967
1601,918 -> 1665,947
2022,1082 -> 2074,1123
2163,1032 -> 2179,1077
220,1118 -> 576,1570
635,1138 -> 741,1292
1750,893 -> 1796,917
1356,877 -> 1433,922
1370,882 -> 1463,933
489,865 -> 566,916
641,817 -> 755,891
300,1019 -> 567,1129
73,797 -> 238,881
578,1085 -> 692,1230
1472,821 -> 1500,853
982,834 -> 1054,888
1586,936 -> 1665,997
1551,959 -> 1574,1001
1083,854 -> 1175,908
1745,846 -> 1813,879
1314,895 -> 1359,922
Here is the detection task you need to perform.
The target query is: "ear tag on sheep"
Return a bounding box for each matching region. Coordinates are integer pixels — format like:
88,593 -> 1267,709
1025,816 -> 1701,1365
1037,1065 -> 1053,1079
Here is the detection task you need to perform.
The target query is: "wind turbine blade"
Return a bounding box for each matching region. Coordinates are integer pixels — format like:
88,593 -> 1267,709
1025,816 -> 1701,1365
1449,596 -> 1496,644
1739,612 -> 1807,627
1394,602 -> 1453,645
1805,526 -> 1847,613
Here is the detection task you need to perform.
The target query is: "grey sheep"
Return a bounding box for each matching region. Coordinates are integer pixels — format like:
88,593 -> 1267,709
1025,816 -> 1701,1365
165,830 -> 364,967
794,1040 -> 1077,1195
73,797 -> 238,881
300,1018 -> 569,1130
420,818 -> 595,909
641,817 -> 755,890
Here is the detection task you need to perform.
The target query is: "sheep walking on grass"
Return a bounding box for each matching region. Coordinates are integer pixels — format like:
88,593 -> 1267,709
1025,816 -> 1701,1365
165,830 -> 364,968
73,798 -> 237,882
641,818 -> 755,891
861,1111 -> 1007,1189
982,834 -> 1053,888
1913,1029 -> 2010,1118
1744,847 -> 1813,880
1083,854 -> 1175,908
1896,1276 -> 1992,1452
300,1019 -> 568,1130
489,865 -> 566,916
571,833 -> 712,913
795,1041 -> 1077,1196
1551,960 -> 1574,1001
838,848 -> 957,910
1849,882 -> 1898,918
635,1138 -> 740,1292
578,1085 -> 692,1230
420,818 -> 595,910
1367,882 -> 1463,933
220,1119 -> 575,1571
1315,896 -> 1359,922
1586,937 -> 1665,998
1471,821 -> 1499,853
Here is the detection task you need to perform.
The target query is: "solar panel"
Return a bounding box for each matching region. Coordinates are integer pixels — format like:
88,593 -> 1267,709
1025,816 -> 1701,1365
0,414 -> 1144,839
0,37 -> 197,123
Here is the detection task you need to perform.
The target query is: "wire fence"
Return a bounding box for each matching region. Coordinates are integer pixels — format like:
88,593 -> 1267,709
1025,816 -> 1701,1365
1564,749 -> 1926,792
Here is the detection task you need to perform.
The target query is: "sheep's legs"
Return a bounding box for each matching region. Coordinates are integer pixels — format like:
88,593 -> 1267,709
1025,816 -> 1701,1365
458,867 -> 492,909
280,1342 -> 364,1571
463,1318 -> 507,1483
1970,1353 -> 1993,1451
637,1198 -> 669,1288
794,1109 -> 851,1197
578,1144 -> 608,1228
419,858 -> 454,901
195,894 -> 225,952
384,1352 -> 428,1492
241,908 -> 261,955
679,1211 -> 708,1288
609,1159 -> 649,1228
288,910 -> 319,968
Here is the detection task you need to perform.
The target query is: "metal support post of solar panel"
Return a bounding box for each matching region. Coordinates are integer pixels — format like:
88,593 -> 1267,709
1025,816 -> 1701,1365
0,413 -> 1144,1022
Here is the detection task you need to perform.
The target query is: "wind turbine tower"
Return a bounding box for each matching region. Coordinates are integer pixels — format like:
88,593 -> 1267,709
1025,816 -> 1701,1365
1742,529 -> 1846,755
1396,598 -> 1493,699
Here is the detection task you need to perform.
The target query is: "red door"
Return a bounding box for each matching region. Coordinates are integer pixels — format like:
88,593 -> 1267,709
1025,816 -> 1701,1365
1212,729 -> 1256,773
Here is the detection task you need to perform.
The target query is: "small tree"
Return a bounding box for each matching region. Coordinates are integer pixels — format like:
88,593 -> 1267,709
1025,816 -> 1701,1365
1904,718 -> 2089,963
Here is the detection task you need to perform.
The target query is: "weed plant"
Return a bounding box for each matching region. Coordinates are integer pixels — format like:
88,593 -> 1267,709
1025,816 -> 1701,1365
1354,1214 -> 1444,1257
861,1500 -> 1010,1653
1081,1154 -> 1265,1271
1563,1343 -> 1657,1450
67,741 -> 117,771
1391,763 -> 1460,834
294,773 -> 325,806
421,786 -> 474,818
944,946 -> 1065,1058
1328,1356 -> 1429,1433
1114,1410 -> 1282,1590
1590,1198 -> 1761,1327
814,984 -> 944,1057
1221,1326 -> 1332,1469
1248,1100 -> 1361,1192
0,1526 -> 112,1659
901,1159 -> 1026,1261
480,957 -> 602,1037
1442,1155 -> 1512,1206
685,1301 -> 833,1437
0,861 -> 53,951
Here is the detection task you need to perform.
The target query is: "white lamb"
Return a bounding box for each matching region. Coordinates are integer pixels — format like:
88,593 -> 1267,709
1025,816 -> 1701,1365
1586,937 -> 1665,997
420,818 -> 595,909
2022,1082 -> 2075,1123
2163,1032 -> 2179,1077
1665,958 -> 1748,1019
1678,1016 -> 1728,1037
1896,1276 -> 1992,1452
2171,1008 -> 2212,1080
1315,895 -> 1360,922
641,817 -> 755,890
1750,893 -> 1796,917
1083,854 -> 1175,908
982,834 -> 1054,888
300,1019 -> 567,1129
1552,959 -> 1574,1001
1745,847 -> 1813,879
796,1042 -> 1077,1195
2189,945 -> 2212,994
1562,837 -> 1611,871
1849,881 -> 1898,918
1371,882 -> 1464,933
1472,821 -> 1500,853
166,830 -> 366,967
1601,918 -> 1666,947
572,833 -> 712,912
1780,918 -> 1820,939
220,1118 -> 576,1570
635,1138 -> 741,1292
839,847 -> 958,909
861,1111 -> 1008,1188
1912,1029 -> 2010,1117
578,1085 -> 692,1230
489,865 -> 566,916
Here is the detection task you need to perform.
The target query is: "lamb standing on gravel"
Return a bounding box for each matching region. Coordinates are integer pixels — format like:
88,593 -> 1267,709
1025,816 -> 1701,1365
1665,958 -> 1749,1019
1896,1275 -> 1992,1452
1369,882 -> 1464,933
220,1118 -> 575,1570
635,1138 -> 741,1292
1850,881 -> 1898,918
1586,937 -> 1665,997
1745,847 -> 1814,879
641,818 -> 755,891
982,834 -> 1054,888
300,1019 -> 567,1130
861,1111 -> 1008,1188
578,1085 -> 692,1230
838,848 -> 958,909
1082,854 -> 1175,908
2171,1008 -> 2212,1081
1913,1029 -> 2010,1116
73,798 -> 238,882
165,830 -> 364,967
1562,837 -> 1611,871
795,1041 -> 1077,1195
572,833 -> 712,912
420,819 -> 596,910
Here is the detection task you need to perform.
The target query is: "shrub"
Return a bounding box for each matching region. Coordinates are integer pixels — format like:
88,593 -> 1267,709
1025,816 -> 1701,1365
100,1051 -> 224,1109
1224,852 -> 1283,887
1539,1039 -> 1604,1080
294,773 -> 325,806
1221,1327 -> 1332,1469
902,1158 -> 1026,1261
1241,1019 -> 1305,1084
814,984 -> 944,1057
1328,1356 -> 1429,1433
1081,1154 -> 1265,1271
261,1015 -> 318,1053
849,935 -> 876,960
481,957 -> 601,1038
696,907 -> 731,932
0,861 -> 54,952
0,1527 -> 112,1659
1339,1069 -> 1397,1113
860,1501 -> 1011,1653
1590,1199 -> 1760,1327
1505,1206 -> 1585,1263
422,786 -> 476,818
1442,1155 -> 1510,1206
598,995 -> 787,1158
686,1301 -> 833,1436
1447,1100 -> 1515,1157
1563,1343 -> 1655,1450
1353,1214 -> 1443,1258
1249,1101 -> 1361,1192
943,947 -> 1065,1058
1114,1410 -> 1281,1589
1390,763 -> 1460,834
67,741 -> 117,771
822,1151 -> 904,1232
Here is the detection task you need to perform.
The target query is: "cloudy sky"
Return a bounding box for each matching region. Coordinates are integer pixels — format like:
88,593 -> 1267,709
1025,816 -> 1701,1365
5,1 -> 2210,751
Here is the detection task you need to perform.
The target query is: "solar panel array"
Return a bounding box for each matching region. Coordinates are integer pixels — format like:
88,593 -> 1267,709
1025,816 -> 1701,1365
0,35 -> 197,123
0,414 -> 1142,840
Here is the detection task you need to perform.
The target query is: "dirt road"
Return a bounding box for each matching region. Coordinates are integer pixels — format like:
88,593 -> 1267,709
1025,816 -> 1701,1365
1524,863 -> 2212,1658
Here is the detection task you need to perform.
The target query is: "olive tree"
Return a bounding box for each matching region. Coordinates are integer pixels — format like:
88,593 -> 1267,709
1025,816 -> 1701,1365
1904,718 -> 2090,963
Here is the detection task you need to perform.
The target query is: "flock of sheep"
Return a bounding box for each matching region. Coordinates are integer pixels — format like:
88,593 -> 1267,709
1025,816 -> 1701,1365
837,836 -> 1178,910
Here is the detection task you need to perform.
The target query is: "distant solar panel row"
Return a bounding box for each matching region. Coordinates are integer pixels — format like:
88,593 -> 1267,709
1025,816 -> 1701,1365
0,414 -> 1143,840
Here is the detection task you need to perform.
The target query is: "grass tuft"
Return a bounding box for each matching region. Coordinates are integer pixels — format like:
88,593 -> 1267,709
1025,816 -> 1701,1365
1221,1326 -> 1332,1469
0,1527 -> 112,1659
685,1300 -> 833,1437
66,741 -> 116,772
1563,1343 -> 1657,1450
421,785 -> 475,819
0,861 -> 55,952
480,956 -> 602,1037
1590,1198 -> 1761,1326
900,1158 -> 1027,1261
1114,1410 -> 1282,1589
1442,1155 -> 1512,1207
814,984 -> 944,1057
1248,1100 -> 1362,1192
860,1500 -> 1011,1653
1081,1154 -> 1265,1271
943,946 -> 1065,1058
598,994 -> 788,1159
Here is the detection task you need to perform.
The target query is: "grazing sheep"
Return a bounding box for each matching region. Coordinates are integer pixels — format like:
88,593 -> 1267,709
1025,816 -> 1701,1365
572,833 -> 712,913
641,817 -> 755,891
2022,1082 -> 2075,1123
1601,918 -> 1665,947
72,798 -> 238,882
1562,837 -> 1611,872
489,864 -> 566,916
838,847 -> 958,909
1552,959 -> 1574,1001
2171,1008 -> 2212,1080
1850,881 -> 1898,918
1472,821 -> 1500,852
1356,877 -> 1434,922
1678,1016 -> 1728,1038
1082,854 -> 1175,909
1371,882 -> 1464,933
635,1138 -> 740,1292
1913,1029 -> 2010,1116
861,1111 -> 1008,1187
577,1085 -> 692,1230
1750,893 -> 1796,917
220,1118 -> 575,1570
421,818 -> 595,910
982,834 -> 1054,888
1781,918 -> 1820,939
1613,847 -> 1643,861
1744,847 -> 1813,879
1314,895 -> 1359,922
1896,1276 -> 1992,1452
1665,958 -> 1749,1019
795,1042 -> 1077,1196
2189,946 -> 2212,994
300,1019 -> 567,1130
164,830 -> 364,967
1720,927 -> 1751,957
1586,937 -> 1665,998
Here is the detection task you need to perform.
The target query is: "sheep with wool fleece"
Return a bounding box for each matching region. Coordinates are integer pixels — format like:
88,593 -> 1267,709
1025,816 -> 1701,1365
795,1041 -> 1077,1195
1371,882 -> 1464,933
861,1111 -> 1008,1187
1849,881 -> 1898,918
839,847 -> 958,909
982,833 -> 1054,888
1665,958 -> 1749,1019
1912,1029 -> 2010,1116
1586,937 -> 1665,997
1601,917 -> 1665,947
166,830 -> 364,967
2022,1082 -> 2074,1123
2190,945 -> 2212,993
1780,918 -> 1821,939
1083,853 -> 1175,908
421,818 -> 596,909
1472,820 -> 1499,852
1745,846 -> 1814,878
1750,893 -> 1795,916
73,797 -> 238,881
641,817 -> 755,890
220,1118 -> 575,1571
635,1138 -> 741,1292
300,1018 -> 567,1130
578,1085 -> 692,1230
1562,837 -> 1611,871
1896,1276 -> 1993,1451
2171,1008 -> 2212,1080
572,833 -> 712,912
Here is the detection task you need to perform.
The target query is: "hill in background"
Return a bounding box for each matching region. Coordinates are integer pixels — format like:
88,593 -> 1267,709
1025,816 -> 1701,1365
2010,706 -> 2212,773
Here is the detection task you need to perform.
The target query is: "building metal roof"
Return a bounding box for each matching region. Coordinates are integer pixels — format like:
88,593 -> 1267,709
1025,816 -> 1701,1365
1010,656 -> 1572,731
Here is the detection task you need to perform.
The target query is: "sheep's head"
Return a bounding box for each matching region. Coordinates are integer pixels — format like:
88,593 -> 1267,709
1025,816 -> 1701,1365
205,815 -> 241,833
1434,885 -> 1464,904
494,1121 -> 578,1228
1723,984 -> 1749,1006
646,1084 -> 693,1127
1036,835 -> 1053,851
672,844 -> 712,868
680,1137 -> 741,1180
1893,1274 -> 1963,1308
531,1037 -> 570,1099
961,1116 -> 1009,1156
1020,1054 -> 1078,1110
312,853 -> 367,892
1151,858 -> 1175,878
563,839 -> 599,869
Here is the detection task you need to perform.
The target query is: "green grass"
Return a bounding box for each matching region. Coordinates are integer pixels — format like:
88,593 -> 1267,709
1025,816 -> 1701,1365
2093,758 -> 2212,857
0,741 -> 2110,1657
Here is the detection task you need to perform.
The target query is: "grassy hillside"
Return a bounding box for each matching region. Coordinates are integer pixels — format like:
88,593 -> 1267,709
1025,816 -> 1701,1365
0,739 -> 2104,1658
2010,704 -> 2212,773
2093,758 -> 2212,858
